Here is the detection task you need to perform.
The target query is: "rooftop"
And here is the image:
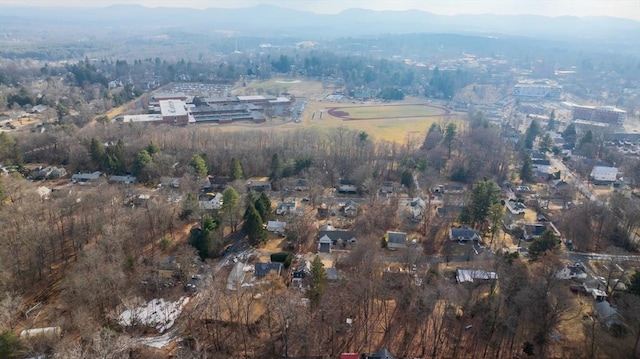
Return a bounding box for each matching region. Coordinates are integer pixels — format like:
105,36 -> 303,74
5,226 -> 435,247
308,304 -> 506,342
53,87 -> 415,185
159,100 -> 188,117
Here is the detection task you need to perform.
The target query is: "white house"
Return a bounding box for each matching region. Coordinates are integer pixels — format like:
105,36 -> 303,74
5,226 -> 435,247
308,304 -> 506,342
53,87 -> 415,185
531,159 -> 551,174
555,264 -> 588,280
198,192 -> 223,210
266,220 -> 286,233
590,166 -> 617,183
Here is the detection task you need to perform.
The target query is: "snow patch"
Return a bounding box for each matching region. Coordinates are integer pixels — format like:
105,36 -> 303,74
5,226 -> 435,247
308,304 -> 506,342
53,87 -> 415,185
118,297 -> 189,333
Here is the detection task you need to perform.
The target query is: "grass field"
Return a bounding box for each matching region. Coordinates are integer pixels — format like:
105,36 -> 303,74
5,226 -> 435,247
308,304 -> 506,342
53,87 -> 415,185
328,104 -> 448,120
209,79 -> 462,143
233,78 -> 331,98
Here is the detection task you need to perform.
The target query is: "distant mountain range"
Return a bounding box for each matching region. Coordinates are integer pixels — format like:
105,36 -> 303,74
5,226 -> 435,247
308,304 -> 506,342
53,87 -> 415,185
1,4 -> 638,46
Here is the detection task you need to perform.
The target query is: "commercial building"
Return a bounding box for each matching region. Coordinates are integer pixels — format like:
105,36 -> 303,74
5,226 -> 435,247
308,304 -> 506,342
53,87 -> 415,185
513,82 -> 562,99
572,105 -> 626,125
590,166 -> 618,183
159,99 -> 191,126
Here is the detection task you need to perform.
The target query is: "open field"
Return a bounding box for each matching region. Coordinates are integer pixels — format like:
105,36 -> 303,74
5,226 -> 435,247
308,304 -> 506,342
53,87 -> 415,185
194,79 -> 463,143
233,78 -> 329,98
327,103 -> 449,120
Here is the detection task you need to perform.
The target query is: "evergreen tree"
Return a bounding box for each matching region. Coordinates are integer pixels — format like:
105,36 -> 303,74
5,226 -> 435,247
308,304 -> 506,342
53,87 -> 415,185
255,192 -> 272,220
190,154 -> 208,178
524,120 -> 540,150
307,255 -> 327,306
539,134 -> 553,153
221,186 -> 241,232
401,170 -> 414,189
89,137 -> 106,169
230,157 -> 244,181
146,141 -> 160,156
0,330 -> 21,359
547,110 -> 556,131
269,153 -> 281,180
562,123 -> 577,146
242,202 -> 267,245
132,150 -> 153,183
520,156 -> 534,183
106,139 -> 127,174
443,122 -> 457,159
189,216 -> 221,259
528,229 -> 560,260
462,179 -> 500,229
578,130 -> 594,149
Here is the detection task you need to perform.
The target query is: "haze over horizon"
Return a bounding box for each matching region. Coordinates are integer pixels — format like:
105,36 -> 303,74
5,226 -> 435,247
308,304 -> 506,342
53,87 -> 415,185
3,0 -> 640,21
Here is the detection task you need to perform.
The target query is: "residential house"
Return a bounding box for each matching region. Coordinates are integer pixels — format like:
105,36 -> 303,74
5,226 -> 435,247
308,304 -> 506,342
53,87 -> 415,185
247,177 -> 272,192
317,204 -> 329,219
590,166 -> 617,183
532,159 -> 552,174
449,228 -> 481,242
198,192 -> 223,210
594,301 -> 625,334
254,262 -> 283,279
109,175 -> 136,184
294,178 -> 309,191
386,231 -> 408,250
71,171 -> 102,183
523,222 -> 560,241
381,182 -> 399,194
456,268 -> 498,283
555,263 -> 588,280
32,166 -> 67,180
276,201 -> 296,215
363,348 -> 397,359
292,260 -> 311,285
318,236 -> 332,253
338,179 -> 357,194
530,151 -> 546,161
318,229 -> 357,247
342,200 -> 358,217
204,175 -> 229,191
266,220 -> 286,234
583,278 -> 608,301
506,200 -> 526,215
407,197 -> 426,221
434,184 -> 465,194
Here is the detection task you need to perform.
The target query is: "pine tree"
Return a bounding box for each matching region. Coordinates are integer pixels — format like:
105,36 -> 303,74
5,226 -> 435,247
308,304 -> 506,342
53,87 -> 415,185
89,137 -> 106,169
443,123 -> 457,158
520,156 -> 534,183
255,192 -> 272,220
146,140 -> 160,155
307,256 -> 327,306
230,157 -> 244,181
190,154 -> 208,178
528,229 -> 560,260
242,202 -> 267,246
269,153 -> 281,180
132,150 -> 153,183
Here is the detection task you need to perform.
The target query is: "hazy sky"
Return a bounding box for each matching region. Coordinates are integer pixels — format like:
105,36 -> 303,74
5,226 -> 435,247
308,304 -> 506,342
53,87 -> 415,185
2,0 -> 639,21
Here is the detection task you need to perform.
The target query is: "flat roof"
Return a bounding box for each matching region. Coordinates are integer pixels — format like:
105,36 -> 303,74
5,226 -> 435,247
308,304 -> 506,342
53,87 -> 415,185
121,114 -> 163,123
237,95 -> 267,101
159,100 -> 188,117
153,92 -> 186,100
592,166 -> 617,173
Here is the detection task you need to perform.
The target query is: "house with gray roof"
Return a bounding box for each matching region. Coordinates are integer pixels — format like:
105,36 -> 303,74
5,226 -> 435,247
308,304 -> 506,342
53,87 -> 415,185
386,231 -> 407,250
449,228 -> 481,242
